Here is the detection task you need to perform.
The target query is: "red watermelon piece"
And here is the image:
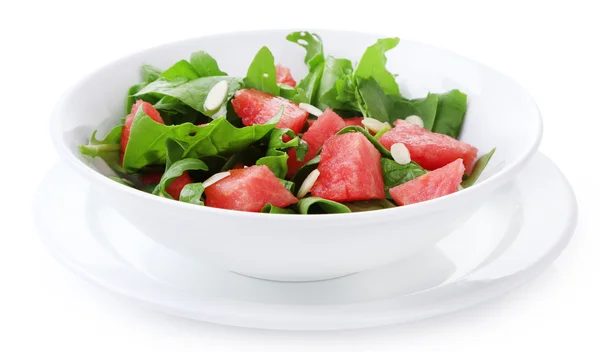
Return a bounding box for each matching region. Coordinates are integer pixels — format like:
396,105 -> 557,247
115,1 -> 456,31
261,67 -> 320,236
140,171 -> 193,200
205,165 -> 298,212
121,100 -> 164,159
389,159 -> 465,206
343,117 -> 364,127
311,132 -> 385,202
275,64 -> 297,87
231,89 -> 308,134
287,109 -> 346,177
379,119 -> 478,174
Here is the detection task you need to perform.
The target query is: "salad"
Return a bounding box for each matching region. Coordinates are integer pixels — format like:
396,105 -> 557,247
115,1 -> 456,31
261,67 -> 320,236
80,31 -> 495,214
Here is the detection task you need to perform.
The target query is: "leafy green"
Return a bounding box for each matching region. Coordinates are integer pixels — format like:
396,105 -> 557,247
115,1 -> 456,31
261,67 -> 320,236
290,155 -> 320,186
267,127 -> 309,160
336,126 -> 392,158
134,76 -> 243,119
355,77 -> 395,121
126,82 -> 148,114
373,123 -> 391,140
123,106 -> 276,171
261,204 -> 296,214
461,148 -> 495,188
244,46 -> 279,95
286,31 -> 324,67
108,176 -> 134,187
317,57 -> 358,111
221,147 -> 264,171
180,183 -> 205,205
256,151 -> 288,178
381,158 -> 427,197
432,89 -> 468,138
344,199 -> 396,212
279,179 -> 295,193
354,38 -> 401,96
159,60 -> 200,80
152,96 -> 200,125
278,84 -> 296,100
189,155 -> 228,181
141,65 -> 162,83
157,159 -> 208,198
394,93 -> 439,130
190,50 -> 227,77
286,31 -> 325,104
296,197 -> 351,214
79,125 -> 124,172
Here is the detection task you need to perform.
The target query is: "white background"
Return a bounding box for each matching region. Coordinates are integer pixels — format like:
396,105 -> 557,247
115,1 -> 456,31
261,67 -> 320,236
1,0 -> 597,350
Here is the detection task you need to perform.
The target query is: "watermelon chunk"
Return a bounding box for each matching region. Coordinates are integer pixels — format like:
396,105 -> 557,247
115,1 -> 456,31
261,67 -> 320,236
287,109 -> 346,177
205,165 -> 298,212
275,64 -> 297,87
121,100 -> 164,155
343,117 -> 364,127
311,132 -> 385,202
379,119 -> 478,174
231,89 -> 308,134
140,171 -> 193,200
389,159 -> 465,205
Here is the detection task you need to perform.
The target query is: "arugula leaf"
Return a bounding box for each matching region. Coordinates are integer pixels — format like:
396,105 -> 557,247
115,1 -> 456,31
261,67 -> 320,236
244,46 -> 279,95
141,64 -> 162,83
278,84 -> 296,100
432,89 -> 468,138
393,93 -> 439,130
344,199 -> 396,212
164,138 -> 186,169
261,204 -> 296,214
461,148 -> 495,188
279,179 -> 295,193
286,31 -> 324,67
152,96 -> 200,125
286,31 -> 325,104
126,82 -> 148,114
290,155 -> 320,186
221,147 -> 264,171
134,76 -> 243,119
256,151 -> 288,179
180,183 -> 205,205
190,50 -> 227,77
123,106 -> 276,171
188,155 -> 228,181
336,126 -> 392,158
267,127 -> 308,160
159,60 -> 200,80
317,57 -> 358,111
381,158 -> 427,197
373,123 -> 391,140
157,159 -> 208,199
355,77 -> 395,121
354,37 -> 401,96
296,197 -> 351,214
79,125 -> 124,172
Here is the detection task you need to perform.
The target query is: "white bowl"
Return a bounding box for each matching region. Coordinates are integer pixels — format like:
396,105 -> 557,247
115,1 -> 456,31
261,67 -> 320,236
51,29 -> 542,281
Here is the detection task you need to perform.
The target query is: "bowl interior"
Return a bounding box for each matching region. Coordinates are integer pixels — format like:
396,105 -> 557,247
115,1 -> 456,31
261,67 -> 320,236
54,29 -> 541,191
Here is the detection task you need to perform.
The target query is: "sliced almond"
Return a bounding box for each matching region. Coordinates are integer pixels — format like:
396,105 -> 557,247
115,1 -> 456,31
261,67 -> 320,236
362,117 -> 391,133
202,171 -> 231,188
297,169 -> 320,198
298,103 -> 323,117
203,80 -> 228,111
391,143 -> 411,165
405,115 -> 424,128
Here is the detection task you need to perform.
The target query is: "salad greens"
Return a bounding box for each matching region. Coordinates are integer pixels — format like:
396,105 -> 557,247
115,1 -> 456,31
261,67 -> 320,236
79,30 -> 494,214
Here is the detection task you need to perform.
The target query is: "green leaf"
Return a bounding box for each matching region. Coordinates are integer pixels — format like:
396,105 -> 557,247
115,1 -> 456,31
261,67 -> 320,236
256,151 -> 288,179
344,199 -> 396,212
355,77 -> 395,122
126,82 -> 148,114
381,158 -> 427,197
278,84 -> 296,100
141,64 -> 162,83
432,89 -> 468,138
152,96 -> 200,125
286,31 -> 325,104
290,155 -> 320,186
159,60 -> 200,80
286,31 -> 324,67
78,125 -> 124,173
261,204 -> 296,214
108,176 -> 134,187
278,179 -> 296,193
267,127 -> 308,160
461,148 -> 495,188
373,123 -> 391,140
189,155 -> 228,181
123,106 -> 276,171
291,62 -> 324,104
164,138 -> 187,169
244,46 -> 279,96
180,183 -> 205,205
134,76 -> 243,119
354,37 -> 401,96
336,126 -> 392,158
221,147 -> 264,171
158,159 -> 208,199
296,197 -> 351,214
393,93 -> 439,130
190,50 -> 227,77
316,57 -> 360,111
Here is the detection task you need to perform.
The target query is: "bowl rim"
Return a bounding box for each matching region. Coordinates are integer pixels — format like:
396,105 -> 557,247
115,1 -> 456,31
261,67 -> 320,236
50,28 -> 543,221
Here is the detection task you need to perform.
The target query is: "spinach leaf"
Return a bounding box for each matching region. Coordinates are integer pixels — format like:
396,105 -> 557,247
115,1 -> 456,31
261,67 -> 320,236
286,31 -> 325,104
267,127 -> 308,160
141,64 -> 162,83
461,148 -> 495,188
344,199 -> 396,212
354,37 -> 401,96
336,126 -> 392,158
190,50 -> 227,77
180,183 -> 205,205
278,84 -> 296,100
79,125 -> 124,172
261,204 -> 296,214
296,197 -> 351,214
317,57 -> 358,111
123,106 -> 276,171
393,93 -> 439,130
381,158 -> 427,197
432,89 -> 468,138
134,76 -> 243,119
256,151 -> 288,179
290,155 -> 320,186
355,77 -> 395,122
157,158 -> 208,199
126,82 -> 148,114
244,46 -> 279,96
152,96 -> 200,125
159,60 -> 200,80
279,179 -> 296,193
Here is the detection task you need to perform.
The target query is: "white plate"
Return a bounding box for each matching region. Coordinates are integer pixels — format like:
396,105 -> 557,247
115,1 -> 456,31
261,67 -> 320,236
34,153 -> 576,330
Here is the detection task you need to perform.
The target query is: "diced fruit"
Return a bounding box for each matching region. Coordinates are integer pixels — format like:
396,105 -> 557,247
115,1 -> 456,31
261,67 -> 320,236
311,132 -> 385,202
121,100 -> 164,157
287,109 -> 346,177
232,89 -> 308,134
389,159 -> 465,205
140,171 -> 193,200
275,64 -> 297,87
205,165 -> 298,212
379,119 -> 478,174
343,117 -> 364,127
